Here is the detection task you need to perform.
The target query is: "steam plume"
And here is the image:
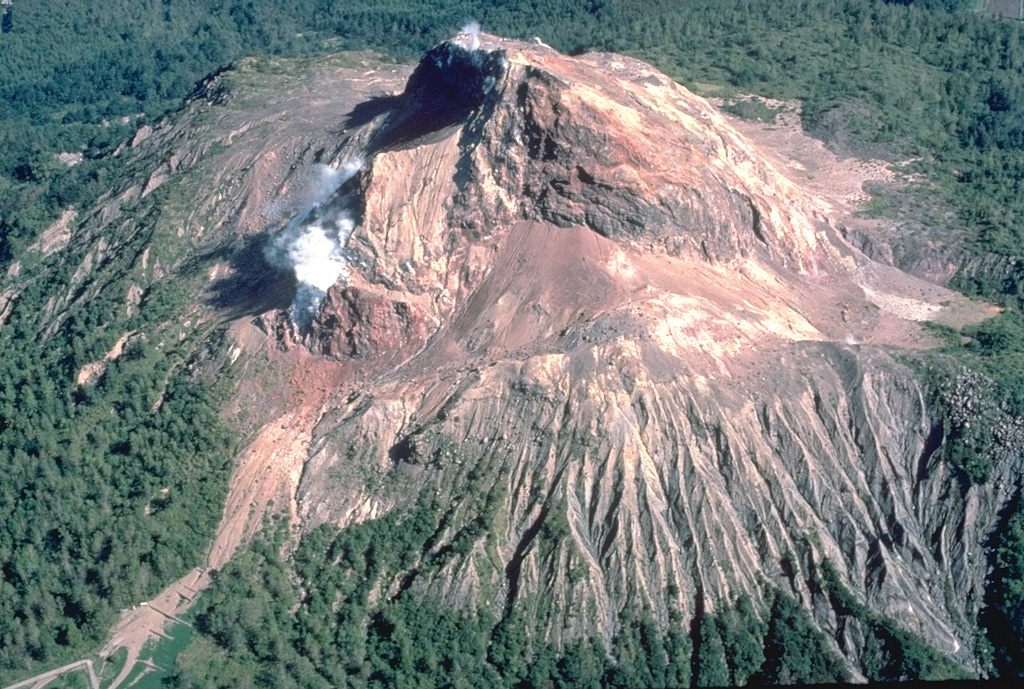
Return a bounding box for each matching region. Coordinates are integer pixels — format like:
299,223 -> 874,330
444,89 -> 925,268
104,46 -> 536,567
456,20 -> 481,51
265,158 -> 363,332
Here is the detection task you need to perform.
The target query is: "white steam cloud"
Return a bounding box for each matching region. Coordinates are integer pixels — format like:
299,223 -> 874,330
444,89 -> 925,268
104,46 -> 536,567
265,158 -> 363,332
456,20 -> 481,51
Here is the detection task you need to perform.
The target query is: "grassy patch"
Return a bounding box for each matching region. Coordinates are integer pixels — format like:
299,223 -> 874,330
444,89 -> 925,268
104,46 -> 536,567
96,647 -> 130,688
132,623 -> 196,688
721,97 -> 785,123
45,669 -> 93,689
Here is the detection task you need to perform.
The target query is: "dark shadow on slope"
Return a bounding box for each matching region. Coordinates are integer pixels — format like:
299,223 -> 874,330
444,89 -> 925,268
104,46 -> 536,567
979,486 -> 1023,678
202,235 -> 295,319
344,94 -> 401,130
503,505 -> 549,618
356,42 -> 508,154
388,435 -> 418,463
917,421 -> 945,483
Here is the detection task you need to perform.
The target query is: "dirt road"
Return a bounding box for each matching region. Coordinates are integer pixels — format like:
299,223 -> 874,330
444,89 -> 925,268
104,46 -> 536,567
4,659 -> 99,689
4,391 -> 330,689
98,400 -> 326,688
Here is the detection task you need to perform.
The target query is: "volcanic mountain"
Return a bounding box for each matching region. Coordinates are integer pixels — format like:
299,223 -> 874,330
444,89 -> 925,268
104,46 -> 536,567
37,33 -> 1020,682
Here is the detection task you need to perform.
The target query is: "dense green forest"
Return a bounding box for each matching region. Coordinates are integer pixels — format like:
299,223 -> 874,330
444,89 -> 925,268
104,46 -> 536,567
0,342 -> 233,676
0,220 -> 238,678
159,507 -> 969,687
3,0 -> 1024,684
164,513 -> 855,688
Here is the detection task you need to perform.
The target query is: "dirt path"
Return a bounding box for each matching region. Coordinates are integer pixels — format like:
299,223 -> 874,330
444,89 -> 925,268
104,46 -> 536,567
4,362 -> 337,689
94,400 -> 327,688
4,659 -> 99,689
98,569 -> 204,689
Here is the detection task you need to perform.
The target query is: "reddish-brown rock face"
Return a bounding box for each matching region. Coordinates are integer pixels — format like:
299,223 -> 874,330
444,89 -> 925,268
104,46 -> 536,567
309,285 -> 432,366
300,37 -> 866,372
295,37 -> 943,373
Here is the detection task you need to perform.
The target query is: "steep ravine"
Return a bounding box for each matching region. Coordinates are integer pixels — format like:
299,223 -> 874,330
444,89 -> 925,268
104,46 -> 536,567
297,332 -> 1016,669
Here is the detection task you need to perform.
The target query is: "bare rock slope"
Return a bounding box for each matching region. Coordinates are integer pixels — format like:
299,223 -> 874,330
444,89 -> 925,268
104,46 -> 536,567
230,34 -> 1016,674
